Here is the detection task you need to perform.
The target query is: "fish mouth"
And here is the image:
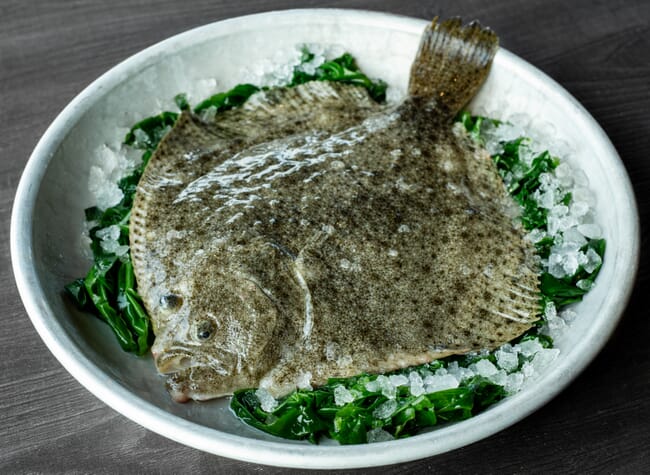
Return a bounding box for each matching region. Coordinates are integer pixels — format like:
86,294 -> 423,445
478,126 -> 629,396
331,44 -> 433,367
154,351 -> 196,374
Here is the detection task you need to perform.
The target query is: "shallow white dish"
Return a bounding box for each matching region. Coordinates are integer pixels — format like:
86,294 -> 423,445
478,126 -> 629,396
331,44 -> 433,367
11,9 -> 639,469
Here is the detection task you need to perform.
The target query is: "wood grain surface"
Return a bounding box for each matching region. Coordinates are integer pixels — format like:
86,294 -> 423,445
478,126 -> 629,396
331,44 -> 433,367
2,0 -> 649,473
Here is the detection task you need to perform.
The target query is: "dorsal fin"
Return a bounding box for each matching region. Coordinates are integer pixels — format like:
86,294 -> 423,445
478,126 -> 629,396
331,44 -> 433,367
242,81 -> 377,114
408,17 -> 498,116
203,81 -> 382,135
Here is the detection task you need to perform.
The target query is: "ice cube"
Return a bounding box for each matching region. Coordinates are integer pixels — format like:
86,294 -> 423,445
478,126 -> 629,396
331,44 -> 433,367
543,314 -> 569,341
446,361 -> 476,382
542,299 -> 569,340
516,339 -> 544,357
504,372 -> 525,395
530,348 -> 560,376
521,361 -> 535,378
367,375 -> 396,399
561,251 -> 580,276
537,172 -> 552,189
423,374 -> 459,393
365,380 -> 380,392
334,385 -> 355,406
547,215 -> 561,237
547,252 -> 567,278
552,139 -> 573,158
532,120 -> 557,143
519,143 -> 540,166
296,371 -> 313,390
506,113 -> 532,132
373,399 -> 398,419
561,227 -> 588,248
495,348 -> 520,372
325,341 -> 340,361
584,247 -> 603,273
570,201 -> 590,218
487,369 -> 508,386
526,228 -> 547,244
572,187 -> 596,207
367,428 -> 395,443
544,301 -> 557,320
434,367 -> 448,377
577,223 -> 602,239
535,189 -> 556,209
409,371 -> 425,397
388,374 -> 409,387
132,128 -> 149,146
561,308 -> 578,324
472,359 -> 498,377
96,225 -> 129,256
88,166 -> 124,210
255,388 -> 278,412
554,162 -> 574,186
495,122 -> 526,143
576,279 -> 594,291
101,240 -> 129,257
96,224 -> 120,241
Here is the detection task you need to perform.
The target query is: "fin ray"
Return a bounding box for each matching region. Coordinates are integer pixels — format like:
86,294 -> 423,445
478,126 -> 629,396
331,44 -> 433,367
408,17 -> 498,115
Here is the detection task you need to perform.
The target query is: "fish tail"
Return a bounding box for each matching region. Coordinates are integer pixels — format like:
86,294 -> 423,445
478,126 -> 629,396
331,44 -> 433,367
408,17 -> 498,116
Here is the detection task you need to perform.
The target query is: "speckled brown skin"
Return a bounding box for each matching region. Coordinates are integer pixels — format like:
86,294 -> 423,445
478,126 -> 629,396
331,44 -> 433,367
130,18 -> 540,401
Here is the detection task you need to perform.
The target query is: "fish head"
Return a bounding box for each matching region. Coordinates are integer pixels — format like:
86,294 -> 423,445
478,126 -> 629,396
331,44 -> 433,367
151,270 -> 279,382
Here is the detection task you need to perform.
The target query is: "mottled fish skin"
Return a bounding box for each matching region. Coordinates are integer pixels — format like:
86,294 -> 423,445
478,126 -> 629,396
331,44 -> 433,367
130,18 -> 540,402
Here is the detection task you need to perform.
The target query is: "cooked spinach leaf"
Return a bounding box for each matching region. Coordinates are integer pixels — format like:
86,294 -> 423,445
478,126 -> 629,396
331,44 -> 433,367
193,83 -> 261,114
124,111 -> 179,152
65,107 -> 172,355
231,357 -> 516,444
540,238 -> 605,307
494,141 -> 559,230
289,50 -> 387,102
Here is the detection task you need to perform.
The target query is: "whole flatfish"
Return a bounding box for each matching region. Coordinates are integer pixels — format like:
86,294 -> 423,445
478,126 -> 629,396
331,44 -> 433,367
130,18 -> 540,402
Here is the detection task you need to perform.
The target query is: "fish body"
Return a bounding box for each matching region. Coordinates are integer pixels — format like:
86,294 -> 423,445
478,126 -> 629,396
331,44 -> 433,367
130,18 -> 540,401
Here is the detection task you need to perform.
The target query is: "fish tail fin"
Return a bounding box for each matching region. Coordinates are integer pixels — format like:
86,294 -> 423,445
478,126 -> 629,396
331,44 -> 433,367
408,17 -> 498,116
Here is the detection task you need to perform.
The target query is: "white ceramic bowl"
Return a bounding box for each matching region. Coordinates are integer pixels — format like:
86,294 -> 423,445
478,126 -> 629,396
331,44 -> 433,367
11,9 -> 639,469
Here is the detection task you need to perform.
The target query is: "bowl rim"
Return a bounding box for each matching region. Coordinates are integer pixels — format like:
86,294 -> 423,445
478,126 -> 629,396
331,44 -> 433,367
10,8 -> 640,469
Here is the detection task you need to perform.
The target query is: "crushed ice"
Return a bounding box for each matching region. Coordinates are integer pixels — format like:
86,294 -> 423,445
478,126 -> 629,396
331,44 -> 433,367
481,119 -> 602,281
78,45 -> 601,413
334,385 -> 356,406
95,224 -> 129,257
367,427 -> 395,443
255,388 -> 278,413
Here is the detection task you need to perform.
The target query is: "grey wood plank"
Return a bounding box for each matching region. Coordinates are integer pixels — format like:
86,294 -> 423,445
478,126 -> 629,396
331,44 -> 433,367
2,0 -> 649,473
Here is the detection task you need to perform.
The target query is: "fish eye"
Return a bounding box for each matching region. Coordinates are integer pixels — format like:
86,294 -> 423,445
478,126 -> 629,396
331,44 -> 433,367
196,320 -> 215,341
160,293 -> 183,310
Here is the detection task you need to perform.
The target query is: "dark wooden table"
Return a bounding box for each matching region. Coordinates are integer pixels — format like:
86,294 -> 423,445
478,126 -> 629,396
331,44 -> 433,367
2,1 -> 649,473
